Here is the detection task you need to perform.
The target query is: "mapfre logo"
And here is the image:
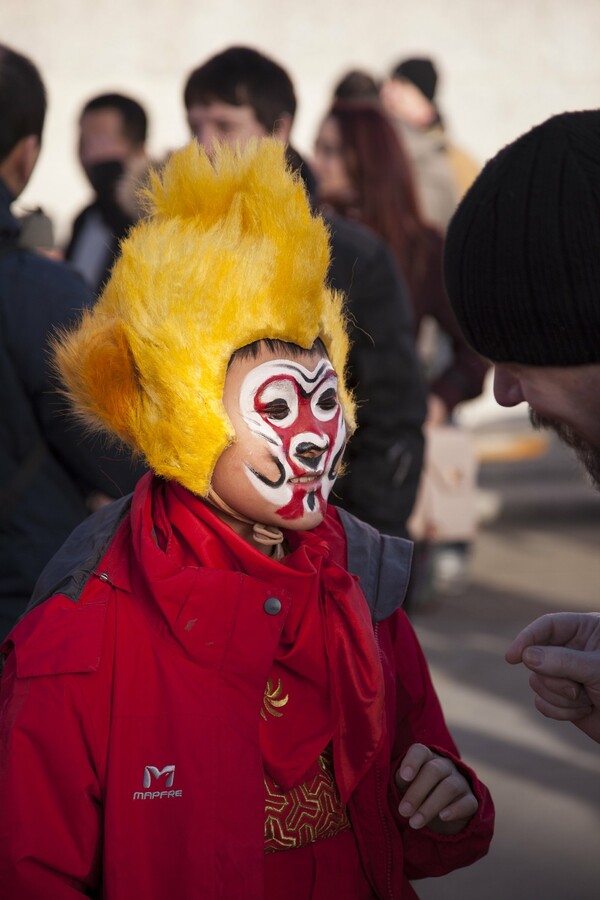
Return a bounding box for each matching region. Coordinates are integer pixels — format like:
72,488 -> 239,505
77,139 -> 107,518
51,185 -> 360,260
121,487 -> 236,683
132,765 -> 183,800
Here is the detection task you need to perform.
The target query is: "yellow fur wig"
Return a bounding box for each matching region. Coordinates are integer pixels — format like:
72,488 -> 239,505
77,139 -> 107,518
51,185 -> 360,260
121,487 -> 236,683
54,138 -> 356,496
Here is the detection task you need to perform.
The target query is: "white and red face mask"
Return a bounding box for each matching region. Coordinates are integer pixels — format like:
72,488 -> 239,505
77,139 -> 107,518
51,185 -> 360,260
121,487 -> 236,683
239,358 -> 347,520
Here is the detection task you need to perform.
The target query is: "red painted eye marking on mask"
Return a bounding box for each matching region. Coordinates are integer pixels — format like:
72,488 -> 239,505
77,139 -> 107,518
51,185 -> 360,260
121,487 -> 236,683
253,374 -> 345,517
241,359 -> 347,520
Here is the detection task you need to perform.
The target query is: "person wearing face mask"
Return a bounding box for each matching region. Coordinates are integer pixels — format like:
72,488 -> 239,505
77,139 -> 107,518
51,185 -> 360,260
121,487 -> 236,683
65,92 -> 149,295
0,139 -> 493,898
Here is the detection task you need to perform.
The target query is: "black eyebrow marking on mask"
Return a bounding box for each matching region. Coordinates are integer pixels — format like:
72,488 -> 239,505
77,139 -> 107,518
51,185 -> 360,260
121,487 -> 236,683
273,362 -> 332,401
248,426 -> 280,446
318,387 -> 337,400
277,361 -> 329,385
247,457 -> 287,488
328,445 -> 344,480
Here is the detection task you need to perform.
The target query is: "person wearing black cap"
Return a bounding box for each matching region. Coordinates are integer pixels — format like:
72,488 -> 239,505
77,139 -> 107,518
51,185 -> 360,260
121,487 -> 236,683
381,56 -> 478,229
393,58 -> 439,109
444,108 -> 600,745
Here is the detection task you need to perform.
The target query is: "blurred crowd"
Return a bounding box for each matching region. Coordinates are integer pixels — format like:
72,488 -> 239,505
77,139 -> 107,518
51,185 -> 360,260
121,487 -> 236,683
2,41 -> 600,900
1,44 -> 490,635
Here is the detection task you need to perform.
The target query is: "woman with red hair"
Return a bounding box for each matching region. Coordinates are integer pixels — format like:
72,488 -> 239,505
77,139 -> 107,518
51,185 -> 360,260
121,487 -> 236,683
313,101 -> 487,425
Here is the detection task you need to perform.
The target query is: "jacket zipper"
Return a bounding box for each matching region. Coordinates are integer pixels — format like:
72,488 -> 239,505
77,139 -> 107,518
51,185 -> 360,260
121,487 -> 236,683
374,622 -> 394,900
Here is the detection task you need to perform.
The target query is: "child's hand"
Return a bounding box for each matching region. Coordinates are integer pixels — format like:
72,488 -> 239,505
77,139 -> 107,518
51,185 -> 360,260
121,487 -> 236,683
395,743 -> 478,835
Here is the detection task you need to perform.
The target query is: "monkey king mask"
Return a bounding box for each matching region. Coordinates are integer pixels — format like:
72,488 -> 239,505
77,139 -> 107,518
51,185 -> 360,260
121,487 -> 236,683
53,139 -> 356,510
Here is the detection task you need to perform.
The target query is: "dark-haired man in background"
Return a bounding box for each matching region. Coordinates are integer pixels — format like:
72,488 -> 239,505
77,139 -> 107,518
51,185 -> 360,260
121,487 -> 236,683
184,46 -> 427,539
66,92 -> 149,295
0,45 -> 143,637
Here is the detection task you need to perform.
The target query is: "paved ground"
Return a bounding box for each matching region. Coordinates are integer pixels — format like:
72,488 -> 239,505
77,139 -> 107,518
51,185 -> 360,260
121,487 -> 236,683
410,437 -> 600,900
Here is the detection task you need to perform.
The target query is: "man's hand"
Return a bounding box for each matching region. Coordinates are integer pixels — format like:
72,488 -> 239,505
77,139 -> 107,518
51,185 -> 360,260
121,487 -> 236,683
506,612 -> 600,744
395,744 -> 478,835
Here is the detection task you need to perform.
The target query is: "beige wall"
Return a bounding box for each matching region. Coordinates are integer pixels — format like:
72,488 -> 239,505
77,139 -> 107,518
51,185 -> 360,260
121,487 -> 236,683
4,0 -> 600,241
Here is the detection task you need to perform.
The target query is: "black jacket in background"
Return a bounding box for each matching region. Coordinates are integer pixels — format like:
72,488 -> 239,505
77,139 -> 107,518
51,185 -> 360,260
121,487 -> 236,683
65,197 -> 132,297
286,147 -> 426,535
326,214 -> 426,537
0,180 -> 144,637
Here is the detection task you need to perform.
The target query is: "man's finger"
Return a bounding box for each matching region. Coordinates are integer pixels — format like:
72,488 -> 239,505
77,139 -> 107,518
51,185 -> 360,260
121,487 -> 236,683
522,645 -> 599,684
528,673 -> 584,704
529,673 -> 592,713
534,694 -> 593,723
506,612 -> 600,663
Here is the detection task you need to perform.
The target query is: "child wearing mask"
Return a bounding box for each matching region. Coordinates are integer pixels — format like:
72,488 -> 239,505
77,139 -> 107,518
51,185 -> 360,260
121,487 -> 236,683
0,139 -> 493,899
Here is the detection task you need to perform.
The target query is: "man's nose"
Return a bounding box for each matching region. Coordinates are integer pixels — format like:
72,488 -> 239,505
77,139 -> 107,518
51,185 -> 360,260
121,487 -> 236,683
294,441 -> 327,469
194,125 -> 218,154
493,366 -> 525,407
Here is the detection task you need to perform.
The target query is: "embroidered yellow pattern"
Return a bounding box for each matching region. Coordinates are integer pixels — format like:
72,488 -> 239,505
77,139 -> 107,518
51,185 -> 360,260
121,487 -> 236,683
261,677 -> 289,720
264,748 -> 350,852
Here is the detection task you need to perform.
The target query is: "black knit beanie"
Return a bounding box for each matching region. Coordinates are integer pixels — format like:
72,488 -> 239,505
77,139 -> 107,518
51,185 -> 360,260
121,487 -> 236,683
444,109 -> 600,366
391,57 -> 437,102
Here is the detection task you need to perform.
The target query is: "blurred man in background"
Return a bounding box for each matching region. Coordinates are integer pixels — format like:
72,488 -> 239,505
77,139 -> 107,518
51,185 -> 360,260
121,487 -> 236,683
66,92 -> 149,295
0,45 -> 143,637
444,109 -> 600,744
183,46 -> 427,539
332,68 -> 380,103
381,56 -> 478,229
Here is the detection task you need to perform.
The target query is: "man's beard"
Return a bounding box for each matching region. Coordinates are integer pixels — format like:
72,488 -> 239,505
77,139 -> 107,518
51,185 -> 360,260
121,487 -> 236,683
529,409 -> 600,489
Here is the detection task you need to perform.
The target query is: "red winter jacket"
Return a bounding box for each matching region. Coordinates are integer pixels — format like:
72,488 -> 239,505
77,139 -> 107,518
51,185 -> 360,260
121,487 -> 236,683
0,475 -> 493,899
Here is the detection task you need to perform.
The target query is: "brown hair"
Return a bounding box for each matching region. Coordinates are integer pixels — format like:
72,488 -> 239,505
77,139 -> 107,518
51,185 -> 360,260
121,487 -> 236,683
318,101 -> 431,294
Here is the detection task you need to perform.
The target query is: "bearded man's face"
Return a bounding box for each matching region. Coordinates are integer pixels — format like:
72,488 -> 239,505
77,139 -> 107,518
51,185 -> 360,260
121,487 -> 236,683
492,362 -> 600,490
529,410 -> 600,489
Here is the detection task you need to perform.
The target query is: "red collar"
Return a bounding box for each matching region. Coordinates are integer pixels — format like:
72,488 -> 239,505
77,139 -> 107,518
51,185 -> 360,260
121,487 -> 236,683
129,475 -> 385,799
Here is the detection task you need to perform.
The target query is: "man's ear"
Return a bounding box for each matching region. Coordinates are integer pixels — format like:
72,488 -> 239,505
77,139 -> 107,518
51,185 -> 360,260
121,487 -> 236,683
272,112 -> 293,145
0,135 -> 41,197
